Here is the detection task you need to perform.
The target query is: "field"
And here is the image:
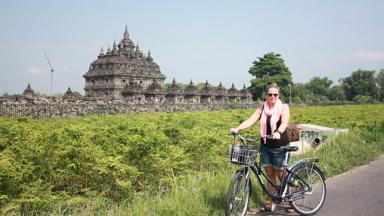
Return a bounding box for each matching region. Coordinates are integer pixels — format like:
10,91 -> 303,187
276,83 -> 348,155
0,104 -> 383,215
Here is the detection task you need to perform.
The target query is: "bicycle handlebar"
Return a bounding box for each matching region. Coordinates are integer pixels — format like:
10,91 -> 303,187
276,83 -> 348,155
230,131 -> 273,144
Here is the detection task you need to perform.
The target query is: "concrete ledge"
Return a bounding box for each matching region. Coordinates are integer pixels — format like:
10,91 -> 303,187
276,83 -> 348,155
291,124 -> 348,154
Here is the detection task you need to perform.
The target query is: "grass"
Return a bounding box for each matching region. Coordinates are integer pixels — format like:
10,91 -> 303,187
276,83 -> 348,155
128,130 -> 384,216
1,104 -> 384,215
40,129 -> 384,216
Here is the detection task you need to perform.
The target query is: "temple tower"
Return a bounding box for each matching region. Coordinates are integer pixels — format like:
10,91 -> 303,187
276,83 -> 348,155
84,26 -> 166,101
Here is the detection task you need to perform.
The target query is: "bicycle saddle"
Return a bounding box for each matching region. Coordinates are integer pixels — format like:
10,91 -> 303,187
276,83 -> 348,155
281,145 -> 299,152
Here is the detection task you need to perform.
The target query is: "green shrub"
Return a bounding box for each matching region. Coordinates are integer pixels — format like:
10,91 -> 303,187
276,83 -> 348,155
0,104 -> 383,215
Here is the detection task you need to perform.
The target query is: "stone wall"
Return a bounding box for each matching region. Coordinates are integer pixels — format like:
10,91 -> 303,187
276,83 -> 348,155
0,102 -> 258,118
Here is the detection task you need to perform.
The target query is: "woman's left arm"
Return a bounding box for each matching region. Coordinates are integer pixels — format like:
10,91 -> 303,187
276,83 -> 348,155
277,103 -> 290,133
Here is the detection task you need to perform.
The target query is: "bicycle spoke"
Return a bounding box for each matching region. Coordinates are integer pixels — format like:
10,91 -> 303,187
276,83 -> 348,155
226,171 -> 250,216
289,165 -> 326,215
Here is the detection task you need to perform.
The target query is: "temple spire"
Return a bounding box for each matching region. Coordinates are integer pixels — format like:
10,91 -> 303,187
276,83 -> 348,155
219,82 -> 223,88
23,83 -> 37,97
146,50 -> 153,61
99,47 -> 104,57
112,41 -> 117,53
135,42 -> 142,57
124,25 -> 129,39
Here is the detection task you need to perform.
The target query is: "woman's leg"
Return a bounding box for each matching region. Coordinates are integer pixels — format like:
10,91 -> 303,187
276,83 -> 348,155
259,145 -> 277,211
275,167 -> 294,212
264,166 -> 277,209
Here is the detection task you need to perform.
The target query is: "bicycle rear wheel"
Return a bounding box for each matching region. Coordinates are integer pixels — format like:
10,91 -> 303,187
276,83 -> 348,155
289,164 -> 326,215
225,169 -> 250,216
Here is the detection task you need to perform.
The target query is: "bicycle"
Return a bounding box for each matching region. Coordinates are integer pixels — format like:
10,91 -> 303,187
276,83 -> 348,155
226,132 -> 326,216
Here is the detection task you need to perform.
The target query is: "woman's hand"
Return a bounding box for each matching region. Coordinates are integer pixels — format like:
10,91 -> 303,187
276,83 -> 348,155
272,131 -> 281,140
230,128 -> 239,135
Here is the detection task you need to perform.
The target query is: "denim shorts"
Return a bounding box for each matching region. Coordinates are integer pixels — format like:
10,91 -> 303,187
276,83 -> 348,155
259,144 -> 288,170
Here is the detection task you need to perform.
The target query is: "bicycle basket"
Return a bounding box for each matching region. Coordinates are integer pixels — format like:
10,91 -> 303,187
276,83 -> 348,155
229,144 -> 257,165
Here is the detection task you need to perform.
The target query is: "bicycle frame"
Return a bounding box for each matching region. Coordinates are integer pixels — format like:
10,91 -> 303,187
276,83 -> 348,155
232,133 -> 317,202
227,133 -> 326,216
239,160 -> 313,203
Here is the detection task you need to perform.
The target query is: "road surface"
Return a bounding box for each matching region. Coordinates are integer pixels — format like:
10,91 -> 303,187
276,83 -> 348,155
248,154 -> 384,216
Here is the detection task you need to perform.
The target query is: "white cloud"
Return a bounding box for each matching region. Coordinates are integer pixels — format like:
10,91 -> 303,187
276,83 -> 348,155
353,51 -> 384,61
28,67 -> 42,76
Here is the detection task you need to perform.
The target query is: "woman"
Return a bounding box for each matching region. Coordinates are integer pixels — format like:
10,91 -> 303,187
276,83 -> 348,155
230,83 -> 290,212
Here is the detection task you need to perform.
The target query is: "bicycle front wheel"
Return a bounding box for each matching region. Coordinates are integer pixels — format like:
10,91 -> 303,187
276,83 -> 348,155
289,164 -> 326,215
225,169 -> 250,216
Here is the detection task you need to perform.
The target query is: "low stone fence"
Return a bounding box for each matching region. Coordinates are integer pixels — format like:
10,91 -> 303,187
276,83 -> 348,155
0,102 -> 258,118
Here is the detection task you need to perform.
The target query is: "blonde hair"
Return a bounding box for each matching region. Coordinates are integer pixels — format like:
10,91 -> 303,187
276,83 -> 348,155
265,83 -> 280,95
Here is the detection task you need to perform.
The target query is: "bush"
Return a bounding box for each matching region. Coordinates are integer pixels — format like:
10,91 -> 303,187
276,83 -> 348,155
1,104 -> 384,215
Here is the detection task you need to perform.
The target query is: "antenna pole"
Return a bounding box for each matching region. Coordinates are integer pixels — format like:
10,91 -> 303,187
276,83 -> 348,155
42,52 -> 55,97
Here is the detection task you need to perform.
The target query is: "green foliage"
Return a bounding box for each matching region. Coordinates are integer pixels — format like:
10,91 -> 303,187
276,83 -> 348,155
1,104 -> 384,215
1,92 -> 20,99
292,79 -> 345,103
308,125 -> 384,178
248,52 -> 293,101
164,82 -> 188,91
353,95 -> 374,103
291,68 -> 383,103
195,82 -> 215,91
375,69 -> 384,102
327,85 -> 346,101
71,91 -> 84,100
341,69 -> 377,100
305,76 -> 333,96
0,110 -> 244,213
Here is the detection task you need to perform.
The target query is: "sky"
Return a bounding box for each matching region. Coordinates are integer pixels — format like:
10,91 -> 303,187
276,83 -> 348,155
0,0 -> 383,95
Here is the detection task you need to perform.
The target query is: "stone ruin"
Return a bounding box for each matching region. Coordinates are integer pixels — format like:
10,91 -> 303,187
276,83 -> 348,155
0,26 -> 255,117
83,26 -> 252,104
0,82 -> 256,118
1,26 -> 253,106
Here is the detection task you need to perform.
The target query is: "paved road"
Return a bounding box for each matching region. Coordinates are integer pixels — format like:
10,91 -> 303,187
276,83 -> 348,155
247,155 -> 384,216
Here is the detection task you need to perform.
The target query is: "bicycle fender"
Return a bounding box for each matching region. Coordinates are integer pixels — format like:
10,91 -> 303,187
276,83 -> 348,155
288,162 -> 326,181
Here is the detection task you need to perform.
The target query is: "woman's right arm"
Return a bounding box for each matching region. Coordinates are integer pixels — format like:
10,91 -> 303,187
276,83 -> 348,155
231,107 -> 262,133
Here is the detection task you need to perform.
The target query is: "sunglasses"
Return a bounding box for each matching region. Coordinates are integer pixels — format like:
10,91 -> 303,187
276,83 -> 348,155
268,93 -> 279,97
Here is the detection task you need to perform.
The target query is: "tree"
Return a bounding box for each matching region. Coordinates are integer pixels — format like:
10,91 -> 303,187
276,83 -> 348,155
164,82 -> 188,91
376,69 -> 384,102
72,91 -> 84,100
291,83 -> 309,102
327,85 -> 346,101
249,52 -> 292,101
305,76 -> 333,96
1,92 -> 20,99
195,82 -> 215,91
341,69 -> 377,101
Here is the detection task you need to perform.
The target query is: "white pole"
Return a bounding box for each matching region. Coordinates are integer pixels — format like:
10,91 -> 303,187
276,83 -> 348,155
51,68 -> 53,97
42,52 -> 55,97
289,83 -> 292,105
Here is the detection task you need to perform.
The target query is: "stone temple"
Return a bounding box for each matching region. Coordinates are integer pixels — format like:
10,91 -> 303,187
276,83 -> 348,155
83,26 -> 252,104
